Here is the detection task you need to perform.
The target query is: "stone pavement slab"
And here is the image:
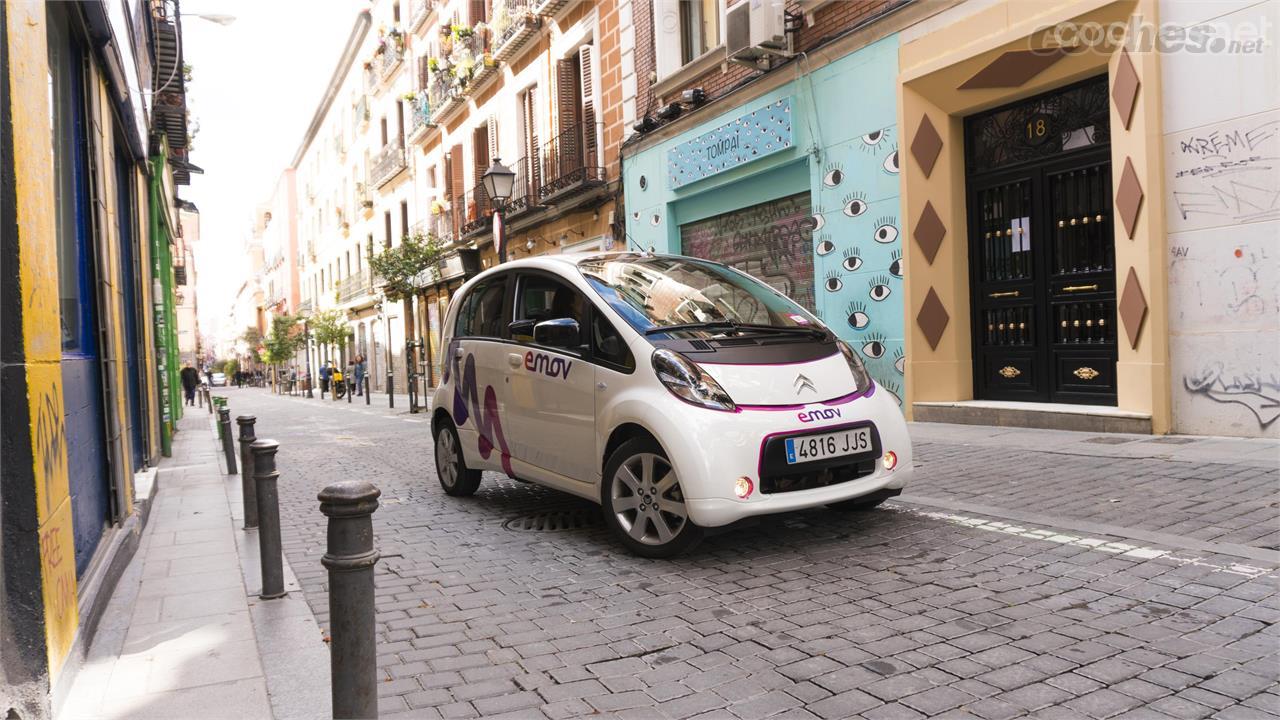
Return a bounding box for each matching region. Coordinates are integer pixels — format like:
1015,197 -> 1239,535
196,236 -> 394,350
222,387 -> 1280,720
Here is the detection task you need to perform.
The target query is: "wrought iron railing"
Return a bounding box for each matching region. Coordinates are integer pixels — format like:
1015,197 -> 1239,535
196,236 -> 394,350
539,121 -> 605,202
337,273 -> 369,304
492,0 -> 539,59
297,299 -> 314,315
456,182 -> 493,238
505,155 -> 541,217
427,71 -> 461,122
410,0 -> 434,31
371,142 -> 407,188
377,34 -> 404,81
409,93 -> 433,137
428,208 -> 455,245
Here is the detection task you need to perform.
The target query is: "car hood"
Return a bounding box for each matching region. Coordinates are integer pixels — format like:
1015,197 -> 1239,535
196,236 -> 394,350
697,350 -> 859,406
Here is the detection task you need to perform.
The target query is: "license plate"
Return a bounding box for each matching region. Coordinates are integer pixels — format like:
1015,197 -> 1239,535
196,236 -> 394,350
785,427 -> 873,465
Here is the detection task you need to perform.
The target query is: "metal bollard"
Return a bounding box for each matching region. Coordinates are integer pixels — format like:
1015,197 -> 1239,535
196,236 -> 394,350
387,371 -> 394,409
318,481 -> 381,719
251,440 -> 286,600
347,378 -> 353,404
236,416 -> 260,529
217,407 -> 238,475
206,387 -> 213,414
364,376 -> 370,405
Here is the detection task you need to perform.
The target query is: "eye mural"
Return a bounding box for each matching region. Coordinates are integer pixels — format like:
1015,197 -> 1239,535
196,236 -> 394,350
810,114 -> 905,408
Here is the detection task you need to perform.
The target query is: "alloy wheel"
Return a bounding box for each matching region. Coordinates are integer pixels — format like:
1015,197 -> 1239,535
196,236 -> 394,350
436,430 -> 458,488
610,452 -> 688,546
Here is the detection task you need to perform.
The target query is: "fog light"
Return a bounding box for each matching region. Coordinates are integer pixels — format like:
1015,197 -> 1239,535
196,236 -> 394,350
734,476 -> 754,499
882,451 -> 898,471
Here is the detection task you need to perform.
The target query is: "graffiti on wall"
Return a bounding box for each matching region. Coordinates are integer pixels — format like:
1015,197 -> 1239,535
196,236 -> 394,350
680,193 -> 815,311
1166,111 -> 1280,233
1184,363 -> 1280,428
811,125 -> 904,405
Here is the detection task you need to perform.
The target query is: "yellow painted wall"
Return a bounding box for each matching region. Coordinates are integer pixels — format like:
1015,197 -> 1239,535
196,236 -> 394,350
897,0 -> 1171,431
7,0 -> 79,679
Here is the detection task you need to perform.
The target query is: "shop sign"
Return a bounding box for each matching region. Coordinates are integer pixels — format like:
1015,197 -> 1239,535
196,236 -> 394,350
667,98 -> 793,190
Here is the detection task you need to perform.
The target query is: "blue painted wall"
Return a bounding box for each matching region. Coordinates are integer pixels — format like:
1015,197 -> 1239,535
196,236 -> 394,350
622,35 -> 905,405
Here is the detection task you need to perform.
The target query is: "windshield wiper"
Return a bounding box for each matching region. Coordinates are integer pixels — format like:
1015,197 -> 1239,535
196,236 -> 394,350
645,320 -> 826,339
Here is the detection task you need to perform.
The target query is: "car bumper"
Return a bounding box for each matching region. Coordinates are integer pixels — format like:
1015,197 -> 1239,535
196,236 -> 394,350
646,383 -> 913,528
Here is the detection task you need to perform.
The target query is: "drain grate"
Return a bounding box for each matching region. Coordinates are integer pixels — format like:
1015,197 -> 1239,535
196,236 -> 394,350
504,508 -> 602,532
1083,436 -> 1138,445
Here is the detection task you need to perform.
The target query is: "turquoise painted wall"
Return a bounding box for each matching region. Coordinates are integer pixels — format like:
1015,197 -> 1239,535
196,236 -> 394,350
622,35 -> 905,405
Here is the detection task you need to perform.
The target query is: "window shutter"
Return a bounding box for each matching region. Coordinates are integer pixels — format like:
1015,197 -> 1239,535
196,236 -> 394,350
487,115 -> 499,162
578,44 -> 597,167
450,144 -> 465,235
524,88 -> 540,194
556,57 -> 581,173
418,56 -> 429,90
470,0 -> 486,24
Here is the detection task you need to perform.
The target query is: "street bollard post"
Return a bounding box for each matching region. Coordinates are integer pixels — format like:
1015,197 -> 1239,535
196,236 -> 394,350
206,387 -> 213,413
318,481 -> 381,719
386,371 -> 394,409
347,377 -> 353,404
251,440 -> 286,600
364,376 -> 370,405
236,416 -> 260,529
218,407 -> 238,475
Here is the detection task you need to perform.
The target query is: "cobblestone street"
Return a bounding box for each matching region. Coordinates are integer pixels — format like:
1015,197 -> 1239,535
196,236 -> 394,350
226,388 -> 1280,720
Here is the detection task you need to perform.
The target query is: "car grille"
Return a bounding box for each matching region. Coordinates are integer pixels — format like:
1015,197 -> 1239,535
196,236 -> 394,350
760,459 -> 876,495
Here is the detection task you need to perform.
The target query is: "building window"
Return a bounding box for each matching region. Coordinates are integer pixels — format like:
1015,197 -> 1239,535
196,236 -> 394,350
400,201 -> 409,240
384,211 -> 392,247
655,0 -> 723,80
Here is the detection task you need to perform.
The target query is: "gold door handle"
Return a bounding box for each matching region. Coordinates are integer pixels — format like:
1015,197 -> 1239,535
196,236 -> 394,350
1062,284 -> 1099,293
989,291 -> 1020,298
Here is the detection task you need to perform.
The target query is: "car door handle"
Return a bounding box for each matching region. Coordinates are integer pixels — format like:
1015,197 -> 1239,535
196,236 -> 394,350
454,347 -> 464,359
507,353 -> 523,368
597,382 -> 608,391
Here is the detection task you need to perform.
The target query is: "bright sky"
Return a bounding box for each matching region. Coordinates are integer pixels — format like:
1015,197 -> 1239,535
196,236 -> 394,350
182,1 -> 360,343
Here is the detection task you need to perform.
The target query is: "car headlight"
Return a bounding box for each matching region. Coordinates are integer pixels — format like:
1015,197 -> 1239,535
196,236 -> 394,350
651,349 -> 736,412
836,340 -> 874,393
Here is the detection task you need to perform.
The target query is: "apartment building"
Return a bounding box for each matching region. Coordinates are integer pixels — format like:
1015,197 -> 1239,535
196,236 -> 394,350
622,0 -> 1278,438
175,202 -> 202,367
291,0 -> 630,396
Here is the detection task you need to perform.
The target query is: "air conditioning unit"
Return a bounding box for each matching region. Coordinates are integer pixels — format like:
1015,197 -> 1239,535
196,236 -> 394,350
727,0 -> 790,68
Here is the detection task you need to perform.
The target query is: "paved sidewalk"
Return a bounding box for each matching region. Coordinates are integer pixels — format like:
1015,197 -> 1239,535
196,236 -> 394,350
60,405 -> 328,720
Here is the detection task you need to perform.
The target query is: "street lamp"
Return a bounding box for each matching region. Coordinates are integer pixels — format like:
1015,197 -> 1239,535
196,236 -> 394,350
481,158 -> 516,263
302,318 -> 314,398
375,300 -> 394,409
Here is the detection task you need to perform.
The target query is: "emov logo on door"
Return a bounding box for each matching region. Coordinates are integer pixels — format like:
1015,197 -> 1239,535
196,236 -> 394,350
524,351 -> 573,379
797,408 -> 842,423
452,353 -> 513,475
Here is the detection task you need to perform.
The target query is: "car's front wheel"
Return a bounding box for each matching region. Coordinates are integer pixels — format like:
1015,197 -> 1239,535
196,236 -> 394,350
602,437 -> 703,558
434,419 -> 482,497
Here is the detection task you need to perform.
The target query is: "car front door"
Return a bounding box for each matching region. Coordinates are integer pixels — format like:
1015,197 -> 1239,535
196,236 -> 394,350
505,272 -> 597,484
450,274 -> 516,476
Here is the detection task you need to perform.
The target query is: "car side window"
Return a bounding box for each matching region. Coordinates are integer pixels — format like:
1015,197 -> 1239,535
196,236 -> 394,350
512,274 -> 587,348
591,311 -> 635,372
454,278 -> 507,338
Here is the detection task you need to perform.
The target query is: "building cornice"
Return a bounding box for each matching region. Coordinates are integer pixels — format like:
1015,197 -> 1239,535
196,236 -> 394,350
290,10 -> 373,169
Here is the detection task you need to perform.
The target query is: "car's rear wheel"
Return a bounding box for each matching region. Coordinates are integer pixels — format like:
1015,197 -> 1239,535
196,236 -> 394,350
602,437 -> 703,558
434,419 -> 481,496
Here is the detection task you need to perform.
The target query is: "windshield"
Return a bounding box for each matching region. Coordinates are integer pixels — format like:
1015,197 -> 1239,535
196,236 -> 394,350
579,254 -> 824,337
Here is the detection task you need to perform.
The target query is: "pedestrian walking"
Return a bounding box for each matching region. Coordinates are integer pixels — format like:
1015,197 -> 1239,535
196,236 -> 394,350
354,355 -> 366,396
319,362 -> 331,398
180,363 -> 200,406
205,366 -> 213,387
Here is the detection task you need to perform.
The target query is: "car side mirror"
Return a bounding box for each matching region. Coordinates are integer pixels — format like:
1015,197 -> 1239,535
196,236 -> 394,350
508,319 -> 537,337
534,318 -> 580,349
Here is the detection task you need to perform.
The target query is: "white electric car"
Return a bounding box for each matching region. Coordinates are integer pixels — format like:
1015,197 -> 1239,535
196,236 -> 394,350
431,253 -> 912,557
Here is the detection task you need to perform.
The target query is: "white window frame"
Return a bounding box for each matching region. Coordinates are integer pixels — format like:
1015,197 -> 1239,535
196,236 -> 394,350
652,0 -> 725,83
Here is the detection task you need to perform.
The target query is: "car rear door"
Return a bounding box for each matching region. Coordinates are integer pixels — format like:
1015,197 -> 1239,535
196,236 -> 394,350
449,274 -> 516,475
504,272 -> 597,483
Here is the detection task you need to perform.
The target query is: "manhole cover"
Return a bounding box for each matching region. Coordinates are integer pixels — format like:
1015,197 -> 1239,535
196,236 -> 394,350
504,508 -> 602,532
1145,436 -> 1197,445
1084,436 -> 1138,445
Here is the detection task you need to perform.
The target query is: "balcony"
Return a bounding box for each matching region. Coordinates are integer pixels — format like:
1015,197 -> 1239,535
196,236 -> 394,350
297,299 -> 314,315
492,0 -> 541,62
408,93 -> 434,143
371,142 -> 408,189
427,71 -> 464,124
504,156 -> 542,218
356,182 -> 374,217
539,121 -> 605,204
337,274 -> 370,304
409,0 -> 435,33
427,207 -> 455,245
376,33 -> 405,82
531,0 -> 572,15
456,182 -> 493,239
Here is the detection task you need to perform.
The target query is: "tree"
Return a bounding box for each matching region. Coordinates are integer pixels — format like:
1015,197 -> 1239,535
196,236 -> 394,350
240,326 -> 263,364
309,308 -> 349,352
368,231 -> 445,302
261,314 -> 306,391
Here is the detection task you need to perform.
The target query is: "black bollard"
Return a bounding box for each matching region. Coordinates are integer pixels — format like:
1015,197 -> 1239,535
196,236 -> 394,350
365,376 -> 370,405
318,481 -> 381,719
218,407 -> 238,475
347,378 -> 353,404
386,371 -> 394,409
236,416 -> 259,529
251,440 -> 286,600
206,387 -> 213,414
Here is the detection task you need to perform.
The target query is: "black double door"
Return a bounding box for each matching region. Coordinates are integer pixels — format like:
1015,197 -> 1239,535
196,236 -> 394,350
967,151 -> 1118,405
